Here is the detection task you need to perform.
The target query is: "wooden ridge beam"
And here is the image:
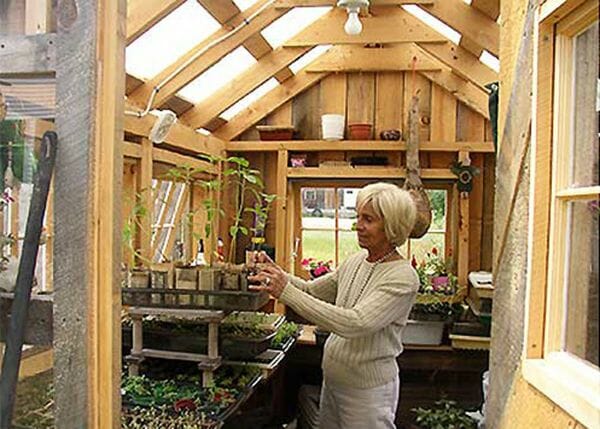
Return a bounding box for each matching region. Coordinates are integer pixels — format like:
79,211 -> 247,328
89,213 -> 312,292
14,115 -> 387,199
0,33 -> 56,75
213,69 -> 330,141
422,0 -> 499,56
274,0 -> 434,6
128,0 -> 287,108
417,42 -> 498,91
284,6 -> 446,46
124,104 -> 225,157
305,44 -> 441,72
126,0 -> 185,45
471,0 -> 500,21
181,46 -> 311,128
226,140 -> 495,152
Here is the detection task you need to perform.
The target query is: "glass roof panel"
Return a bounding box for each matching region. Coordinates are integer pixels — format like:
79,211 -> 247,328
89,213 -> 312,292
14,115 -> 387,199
232,0 -> 258,11
220,78 -> 279,120
480,50 -> 500,72
261,7 -> 332,49
178,47 -> 257,103
402,5 -> 461,45
126,0 -> 221,79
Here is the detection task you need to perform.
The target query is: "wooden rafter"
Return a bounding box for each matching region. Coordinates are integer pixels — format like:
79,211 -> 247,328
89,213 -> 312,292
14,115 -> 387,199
470,0 -> 500,21
213,69 -> 330,140
181,46 -> 311,128
198,0 -> 294,83
422,0 -> 499,56
417,42 -> 498,91
126,0 -> 186,45
128,0 -> 287,108
305,44 -> 442,72
284,6 -> 446,46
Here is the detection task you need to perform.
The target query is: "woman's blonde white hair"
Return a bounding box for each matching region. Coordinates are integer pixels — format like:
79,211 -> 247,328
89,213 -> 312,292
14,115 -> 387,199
356,182 -> 416,247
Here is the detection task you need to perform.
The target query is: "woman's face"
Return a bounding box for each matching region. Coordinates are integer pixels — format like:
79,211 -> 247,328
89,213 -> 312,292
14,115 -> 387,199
356,201 -> 389,251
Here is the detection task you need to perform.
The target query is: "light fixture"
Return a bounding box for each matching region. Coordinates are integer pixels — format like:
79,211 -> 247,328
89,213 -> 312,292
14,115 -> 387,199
149,110 -> 177,144
337,0 -> 369,35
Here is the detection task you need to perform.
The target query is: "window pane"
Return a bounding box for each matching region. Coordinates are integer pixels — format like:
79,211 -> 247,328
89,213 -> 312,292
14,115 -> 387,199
410,232 -> 446,263
301,187 -> 335,229
564,199 -> 599,367
570,22 -> 599,187
301,230 -> 335,266
428,189 -> 447,230
339,230 -> 361,265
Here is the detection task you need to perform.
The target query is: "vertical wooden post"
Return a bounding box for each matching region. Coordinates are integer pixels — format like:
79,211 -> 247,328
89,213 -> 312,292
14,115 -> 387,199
457,151 -> 470,290
139,138 -> 153,263
54,0 -> 125,427
204,322 -> 218,386
274,150 -> 288,313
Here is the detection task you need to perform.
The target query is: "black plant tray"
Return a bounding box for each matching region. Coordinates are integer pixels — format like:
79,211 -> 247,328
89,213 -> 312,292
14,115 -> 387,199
122,287 -> 269,311
122,326 -> 276,360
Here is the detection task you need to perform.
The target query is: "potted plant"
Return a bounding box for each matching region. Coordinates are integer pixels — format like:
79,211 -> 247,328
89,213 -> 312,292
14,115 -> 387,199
412,399 -> 478,429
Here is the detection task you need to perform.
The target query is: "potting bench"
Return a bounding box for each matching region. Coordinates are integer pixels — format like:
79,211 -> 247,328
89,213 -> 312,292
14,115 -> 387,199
125,307 -> 225,387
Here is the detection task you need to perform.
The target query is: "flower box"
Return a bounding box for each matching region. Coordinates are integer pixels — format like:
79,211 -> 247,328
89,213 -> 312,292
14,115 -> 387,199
256,125 -> 294,141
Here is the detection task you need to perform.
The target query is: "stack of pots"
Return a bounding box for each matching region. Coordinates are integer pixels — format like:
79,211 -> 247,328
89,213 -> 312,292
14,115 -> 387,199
321,114 -> 345,140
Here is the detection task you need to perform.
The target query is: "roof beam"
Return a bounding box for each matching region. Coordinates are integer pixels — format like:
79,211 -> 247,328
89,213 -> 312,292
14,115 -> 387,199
126,0 -> 186,45
213,69 -> 330,140
198,0 -> 294,83
128,0 -> 287,109
417,42 -> 498,91
274,0 -> 434,6
181,46 -> 311,128
470,0 -> 500,21
422,0 -> 499,56
305,44 -> 441,72
284,6 -> 446,46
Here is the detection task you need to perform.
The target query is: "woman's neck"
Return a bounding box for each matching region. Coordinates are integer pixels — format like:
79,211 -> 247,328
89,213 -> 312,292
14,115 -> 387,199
366,245 -> 397,263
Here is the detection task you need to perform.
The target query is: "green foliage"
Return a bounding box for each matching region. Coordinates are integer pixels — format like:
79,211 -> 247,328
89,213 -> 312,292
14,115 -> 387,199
0,120 -> 38,192
427,189 -> 446,229
122,190 -> 151,267
271,321 -> 300,350
413,400 -> 477,429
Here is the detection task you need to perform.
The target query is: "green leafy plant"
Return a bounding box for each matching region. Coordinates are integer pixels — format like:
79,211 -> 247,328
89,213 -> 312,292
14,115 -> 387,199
122,190 -> 152,268
412,399 -> 477,429
271,321 -> 300,350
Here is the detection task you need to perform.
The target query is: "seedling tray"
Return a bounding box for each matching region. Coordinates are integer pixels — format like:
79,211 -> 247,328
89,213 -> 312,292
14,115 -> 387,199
122,287 -> 269,311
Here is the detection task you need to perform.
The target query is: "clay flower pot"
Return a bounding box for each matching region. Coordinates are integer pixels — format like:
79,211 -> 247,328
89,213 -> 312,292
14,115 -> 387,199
348,123 -> 373,140
256,125 -> 295,141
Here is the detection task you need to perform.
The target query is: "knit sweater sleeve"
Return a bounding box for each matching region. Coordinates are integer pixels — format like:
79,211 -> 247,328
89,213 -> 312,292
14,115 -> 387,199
287,271 -> 338,304
279,269 -> 418,339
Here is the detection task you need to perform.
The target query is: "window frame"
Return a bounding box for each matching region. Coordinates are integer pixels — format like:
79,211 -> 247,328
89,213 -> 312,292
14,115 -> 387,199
524,2 -> 600,426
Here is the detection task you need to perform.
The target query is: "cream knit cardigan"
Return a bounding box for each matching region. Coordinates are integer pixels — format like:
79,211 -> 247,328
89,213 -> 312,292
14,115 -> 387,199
280,250 -> 419,389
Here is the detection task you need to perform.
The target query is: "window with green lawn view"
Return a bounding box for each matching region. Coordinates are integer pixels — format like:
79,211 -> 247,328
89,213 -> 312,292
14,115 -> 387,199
299,186 -> 447,271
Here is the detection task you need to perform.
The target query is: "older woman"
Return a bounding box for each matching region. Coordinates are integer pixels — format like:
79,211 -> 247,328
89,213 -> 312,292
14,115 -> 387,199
250,182 -> 419,429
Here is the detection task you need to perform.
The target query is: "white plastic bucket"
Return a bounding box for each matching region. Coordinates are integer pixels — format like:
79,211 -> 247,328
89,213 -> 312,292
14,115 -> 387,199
402,320 -> 445,345
321,114 -> 345,140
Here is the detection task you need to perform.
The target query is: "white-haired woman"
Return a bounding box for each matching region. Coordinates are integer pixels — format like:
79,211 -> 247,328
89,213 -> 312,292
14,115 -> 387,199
249,182 -> 419,429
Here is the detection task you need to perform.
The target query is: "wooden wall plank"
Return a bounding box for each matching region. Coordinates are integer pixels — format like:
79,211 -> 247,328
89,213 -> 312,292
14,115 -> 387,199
347,72 -> 376,137
404,72 -> 432,142
139,138 -> 153,263
375,72 -> 404,137
320,73 -> 347,116
0,33 -> 56,75
266,100 -> 293,126
292,83 -> 321,140
430,84 -> 457,142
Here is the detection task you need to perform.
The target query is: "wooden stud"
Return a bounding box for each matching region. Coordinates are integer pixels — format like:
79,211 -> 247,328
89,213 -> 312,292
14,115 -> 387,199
139,138 -> 154,264
457,151 -> 470,288
274,150 -> 288,314
471,0 -> 500,21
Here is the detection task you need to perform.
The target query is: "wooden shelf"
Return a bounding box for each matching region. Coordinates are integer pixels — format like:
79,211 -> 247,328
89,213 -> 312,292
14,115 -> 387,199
287,166 -> 455,179
127,306 -> 225,323
227,140 -> 495,153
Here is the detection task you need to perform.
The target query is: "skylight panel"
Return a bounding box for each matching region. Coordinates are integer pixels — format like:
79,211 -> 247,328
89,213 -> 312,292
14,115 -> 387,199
261,7 -> 332,49
402,5 -> 461,46
480,50 -> 500,73
289,45 -> 332,74
126,0 -> 221,79
220,78 -> 279,120
178,47 -> 257,103
197,128 -> 212,136
232,0 -> 258,11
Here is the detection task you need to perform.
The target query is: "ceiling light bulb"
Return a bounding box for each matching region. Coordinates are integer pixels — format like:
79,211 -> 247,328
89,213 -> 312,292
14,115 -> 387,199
344,9 -> 362,35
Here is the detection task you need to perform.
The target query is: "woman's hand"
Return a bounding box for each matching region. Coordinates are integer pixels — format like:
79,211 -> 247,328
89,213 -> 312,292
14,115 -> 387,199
248,260 -> 288,299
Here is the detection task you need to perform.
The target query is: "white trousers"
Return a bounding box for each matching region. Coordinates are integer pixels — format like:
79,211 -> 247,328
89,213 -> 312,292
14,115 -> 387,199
318,376 -> 399,429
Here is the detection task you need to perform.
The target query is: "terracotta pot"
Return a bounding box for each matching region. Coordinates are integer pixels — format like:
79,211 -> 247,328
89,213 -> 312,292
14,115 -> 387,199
256,125 -> 294,141
348,123 -> 373,140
